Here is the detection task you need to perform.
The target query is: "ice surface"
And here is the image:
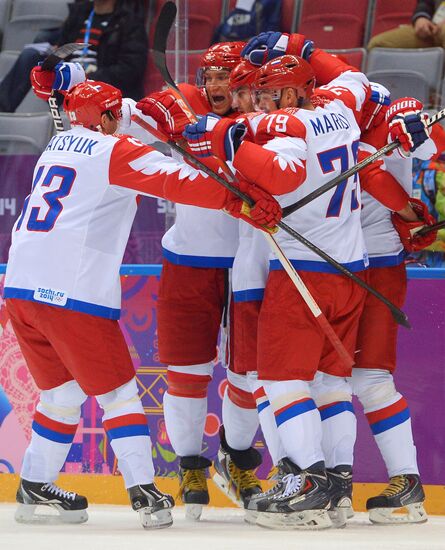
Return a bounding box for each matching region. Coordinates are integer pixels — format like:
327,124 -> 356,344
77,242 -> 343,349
0,504 -> 444,550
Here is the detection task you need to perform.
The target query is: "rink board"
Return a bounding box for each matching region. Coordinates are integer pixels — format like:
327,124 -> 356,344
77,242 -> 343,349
0,267 -> 444,513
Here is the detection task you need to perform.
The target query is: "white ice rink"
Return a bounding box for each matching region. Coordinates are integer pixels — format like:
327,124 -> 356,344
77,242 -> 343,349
0,504 -> 444,550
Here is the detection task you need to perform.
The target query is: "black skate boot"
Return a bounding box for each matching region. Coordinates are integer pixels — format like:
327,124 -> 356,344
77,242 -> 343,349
128,483 -> 174,529
178,455 -> 211,521
245,460 -> 288,523
326,465 -> 353,528
15,478 -> 88,524
212,427 -> 262,522
255,457 -> 332,530
366,474 -> 427,524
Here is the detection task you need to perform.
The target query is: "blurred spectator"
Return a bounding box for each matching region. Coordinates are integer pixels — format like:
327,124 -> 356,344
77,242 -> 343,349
213,0 -> 282,43
368,0 -> 445,50
0,0 -> 148,112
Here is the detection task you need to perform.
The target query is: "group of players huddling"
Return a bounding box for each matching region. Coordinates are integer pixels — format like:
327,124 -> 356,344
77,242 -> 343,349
4,29 -> 442,530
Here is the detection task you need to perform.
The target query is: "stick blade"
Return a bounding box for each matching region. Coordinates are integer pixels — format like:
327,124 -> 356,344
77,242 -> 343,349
41,43 -> 88,70
153,1 -> 177,55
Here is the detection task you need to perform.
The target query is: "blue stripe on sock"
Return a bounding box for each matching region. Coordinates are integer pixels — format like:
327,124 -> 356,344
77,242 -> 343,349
106,424 -> 150,440
32,421 -> 74,444
275,399 -> 317,427
370,408 -> 410,435
257,400 -> 270,413
319,401 -> 354,421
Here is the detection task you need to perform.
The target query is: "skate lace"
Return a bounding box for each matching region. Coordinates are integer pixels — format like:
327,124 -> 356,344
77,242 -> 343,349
177,468 -> 207,499
41,483 -> 76,501
381,475 -> 407,497
279,474 -> 302,499
228,461 -> 260,499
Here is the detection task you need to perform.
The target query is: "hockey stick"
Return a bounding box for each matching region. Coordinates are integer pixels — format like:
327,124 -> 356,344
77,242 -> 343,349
150,2 -> 411,329
132,112 -> 354,368
40,43 -> 87,134
282,109 -> 445,218
415,218 -> 445,237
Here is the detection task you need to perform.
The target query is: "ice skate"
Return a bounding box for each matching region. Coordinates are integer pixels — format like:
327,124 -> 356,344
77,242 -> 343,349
255,458 -> 332,530
128,483 -> 174,529
212,427 -> 262,522
15,478 -> 88,524
245,461 -> 288,524
178,455 -> 211,521
326,465 -> 354,528
367,474 -> 427,525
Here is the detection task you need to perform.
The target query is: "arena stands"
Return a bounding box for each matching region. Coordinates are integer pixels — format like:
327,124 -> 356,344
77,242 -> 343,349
0,0 -> 444,149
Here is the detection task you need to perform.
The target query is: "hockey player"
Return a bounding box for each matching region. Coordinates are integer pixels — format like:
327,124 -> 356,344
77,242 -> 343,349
182,42 -> 435,528
351,88 -> 440,525
5,75 -> 280,527
240,32 -> 438,526
136,43 -> 264,519
182,52 -> 369,530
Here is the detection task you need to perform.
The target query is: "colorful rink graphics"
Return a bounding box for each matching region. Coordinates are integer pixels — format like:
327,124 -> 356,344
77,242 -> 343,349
0,273 -> 443,505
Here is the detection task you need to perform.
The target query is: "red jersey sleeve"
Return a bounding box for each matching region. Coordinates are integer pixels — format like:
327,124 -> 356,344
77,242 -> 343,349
233,111 -> 307,195
358,147 -> 409,211
430,124 -> 445,161
309,48 -> 358,86
178,83 -> 212,115
108,135 -> 230,208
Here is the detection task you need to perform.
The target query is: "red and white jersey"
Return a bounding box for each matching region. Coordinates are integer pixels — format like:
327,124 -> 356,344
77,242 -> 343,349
4,126 -> 230,319
231,112 -> 271,300
360,122 -> 440,266
232,222 -> 269,302
161,83 -> 239,268
233,71 -> 370,273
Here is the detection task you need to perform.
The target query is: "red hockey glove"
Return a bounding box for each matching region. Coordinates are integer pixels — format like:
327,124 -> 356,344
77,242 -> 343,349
136,91 -> 193,140
224,180 -> 282,231
30,65 -> 54,100
359,82 -> 391,132
391,198 -> 437,251
386,97 -> 430,155
30,62 -> 86,100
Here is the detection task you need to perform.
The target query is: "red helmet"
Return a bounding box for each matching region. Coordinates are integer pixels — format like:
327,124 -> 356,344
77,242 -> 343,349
254,55 -> 315,100
199,41 -> 246,70
63,80 -> 122,130
229,60 -> 257,91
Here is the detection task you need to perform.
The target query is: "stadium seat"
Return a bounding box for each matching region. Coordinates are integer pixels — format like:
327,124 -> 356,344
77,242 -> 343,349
2,15 -> 65,51
367,69 -> 430,105
149,0 -> 224,50
366,48 -> 444,107
326,48 -> 367,71
11,0 -> 69,20
16,89 -> 49,114
0,112 -> 53,154
367,0 -> 417,40
0,0 -> 11,48
298,0 -> 370,49
0,50 -> 18,83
